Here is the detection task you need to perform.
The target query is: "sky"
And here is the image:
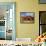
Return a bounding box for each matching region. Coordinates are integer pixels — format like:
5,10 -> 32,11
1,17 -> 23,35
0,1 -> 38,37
21,12 -> 34,17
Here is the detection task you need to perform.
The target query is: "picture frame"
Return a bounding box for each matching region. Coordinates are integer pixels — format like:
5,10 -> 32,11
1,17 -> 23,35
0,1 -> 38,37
39,0 -> 46,4
20,12 -> 35,24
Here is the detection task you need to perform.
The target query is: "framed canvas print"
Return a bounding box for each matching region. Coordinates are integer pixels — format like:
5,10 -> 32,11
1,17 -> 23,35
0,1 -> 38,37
0,2 -> 16,40
20,12 -> 34,24
39,0 -> 46,4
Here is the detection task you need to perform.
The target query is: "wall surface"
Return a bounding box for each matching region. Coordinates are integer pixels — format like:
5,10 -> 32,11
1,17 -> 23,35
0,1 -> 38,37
0,0 -> 46,40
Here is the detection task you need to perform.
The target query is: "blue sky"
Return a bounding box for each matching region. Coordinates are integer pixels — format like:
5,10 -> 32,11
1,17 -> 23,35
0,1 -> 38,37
21,12 -> 34,17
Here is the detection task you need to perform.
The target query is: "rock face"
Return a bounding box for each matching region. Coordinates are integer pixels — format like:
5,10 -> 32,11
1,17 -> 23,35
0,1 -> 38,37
21,16 -> 34,21
20,16 -> 34,23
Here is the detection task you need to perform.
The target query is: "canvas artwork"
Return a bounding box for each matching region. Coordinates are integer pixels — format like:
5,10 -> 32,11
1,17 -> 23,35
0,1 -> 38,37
20,12 -> 34,24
